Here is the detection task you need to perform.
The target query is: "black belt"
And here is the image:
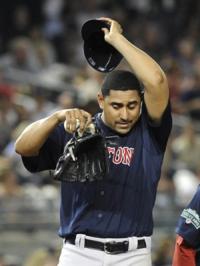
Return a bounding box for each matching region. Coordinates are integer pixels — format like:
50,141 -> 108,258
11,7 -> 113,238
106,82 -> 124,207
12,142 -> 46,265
65,235 -> 146,254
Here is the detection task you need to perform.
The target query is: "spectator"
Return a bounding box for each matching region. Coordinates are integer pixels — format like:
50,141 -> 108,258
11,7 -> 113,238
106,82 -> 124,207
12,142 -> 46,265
0,37 -> 39,72
171,120 -> 200,172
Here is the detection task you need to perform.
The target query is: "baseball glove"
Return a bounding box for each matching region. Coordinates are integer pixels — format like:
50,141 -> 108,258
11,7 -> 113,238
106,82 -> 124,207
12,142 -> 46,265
53,122 -> 109,182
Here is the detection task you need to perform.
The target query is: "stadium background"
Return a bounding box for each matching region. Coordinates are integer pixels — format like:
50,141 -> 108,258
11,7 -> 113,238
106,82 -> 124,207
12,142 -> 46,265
0,0 -> 200,265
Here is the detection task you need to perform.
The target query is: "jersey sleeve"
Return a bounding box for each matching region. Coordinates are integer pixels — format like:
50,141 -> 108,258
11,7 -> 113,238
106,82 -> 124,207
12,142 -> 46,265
176,186 -> 200,248
22,123 -> 71,172
142,101 -> 172,152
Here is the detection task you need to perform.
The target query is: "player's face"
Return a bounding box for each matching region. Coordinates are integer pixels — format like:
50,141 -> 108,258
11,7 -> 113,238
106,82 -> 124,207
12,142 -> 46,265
97,89 -> 142,134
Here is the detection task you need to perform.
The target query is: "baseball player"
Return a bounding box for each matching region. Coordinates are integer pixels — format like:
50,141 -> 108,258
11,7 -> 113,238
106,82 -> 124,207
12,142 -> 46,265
172,185 -> 200,266
15,18 -> 172,266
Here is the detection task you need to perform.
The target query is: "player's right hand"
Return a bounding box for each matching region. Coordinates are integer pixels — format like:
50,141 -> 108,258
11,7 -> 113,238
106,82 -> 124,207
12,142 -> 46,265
56,109 -> 92,134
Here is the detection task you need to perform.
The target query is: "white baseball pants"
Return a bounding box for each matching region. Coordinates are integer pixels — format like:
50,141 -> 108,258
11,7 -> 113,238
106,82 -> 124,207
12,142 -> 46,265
57,234 -> 152,266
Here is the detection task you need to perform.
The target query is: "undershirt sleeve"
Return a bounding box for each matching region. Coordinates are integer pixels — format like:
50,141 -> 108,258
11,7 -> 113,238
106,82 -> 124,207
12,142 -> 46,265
172,235 -> 196,266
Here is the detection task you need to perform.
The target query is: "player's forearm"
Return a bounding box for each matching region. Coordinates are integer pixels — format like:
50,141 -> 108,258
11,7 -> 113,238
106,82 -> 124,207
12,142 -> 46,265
15,112 -> 60,156
111,34 -> 167,92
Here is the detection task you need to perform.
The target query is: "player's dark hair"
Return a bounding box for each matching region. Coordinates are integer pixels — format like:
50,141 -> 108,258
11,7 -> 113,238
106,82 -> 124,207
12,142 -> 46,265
101,70 -> 143,97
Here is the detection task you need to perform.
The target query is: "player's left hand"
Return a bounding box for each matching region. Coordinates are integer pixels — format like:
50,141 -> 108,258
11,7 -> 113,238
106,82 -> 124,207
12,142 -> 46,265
98,17 -> 123,45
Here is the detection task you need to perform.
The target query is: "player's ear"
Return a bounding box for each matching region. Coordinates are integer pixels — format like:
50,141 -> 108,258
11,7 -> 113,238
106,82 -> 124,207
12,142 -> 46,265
139,89 -> 144,115
139,101 -> 143,115
97,92 -> 104,110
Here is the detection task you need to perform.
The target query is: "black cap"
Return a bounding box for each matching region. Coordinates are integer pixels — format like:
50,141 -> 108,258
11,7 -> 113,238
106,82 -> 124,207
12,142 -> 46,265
81,19 -> 123,73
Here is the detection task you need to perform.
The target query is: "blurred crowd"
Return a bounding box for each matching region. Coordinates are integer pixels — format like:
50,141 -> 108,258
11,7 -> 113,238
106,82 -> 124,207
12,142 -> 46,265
1,0 -> 200,265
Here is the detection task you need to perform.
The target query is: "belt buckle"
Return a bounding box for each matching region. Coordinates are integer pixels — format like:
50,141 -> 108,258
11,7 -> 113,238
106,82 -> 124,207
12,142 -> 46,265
104,241 -> 129,254
104,241 -> 118,254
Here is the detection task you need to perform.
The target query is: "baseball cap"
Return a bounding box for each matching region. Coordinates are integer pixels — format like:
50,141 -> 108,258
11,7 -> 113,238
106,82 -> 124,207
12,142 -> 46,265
81,19 -> 123,73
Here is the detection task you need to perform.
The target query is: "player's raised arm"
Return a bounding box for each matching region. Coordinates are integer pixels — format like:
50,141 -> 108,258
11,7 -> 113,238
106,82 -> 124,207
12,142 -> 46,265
100,17 -> 169,122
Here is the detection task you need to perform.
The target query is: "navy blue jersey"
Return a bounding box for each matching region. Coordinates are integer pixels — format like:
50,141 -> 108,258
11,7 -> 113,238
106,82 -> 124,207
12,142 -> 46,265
22,102 -> 172,238
176,185 -> 200,248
